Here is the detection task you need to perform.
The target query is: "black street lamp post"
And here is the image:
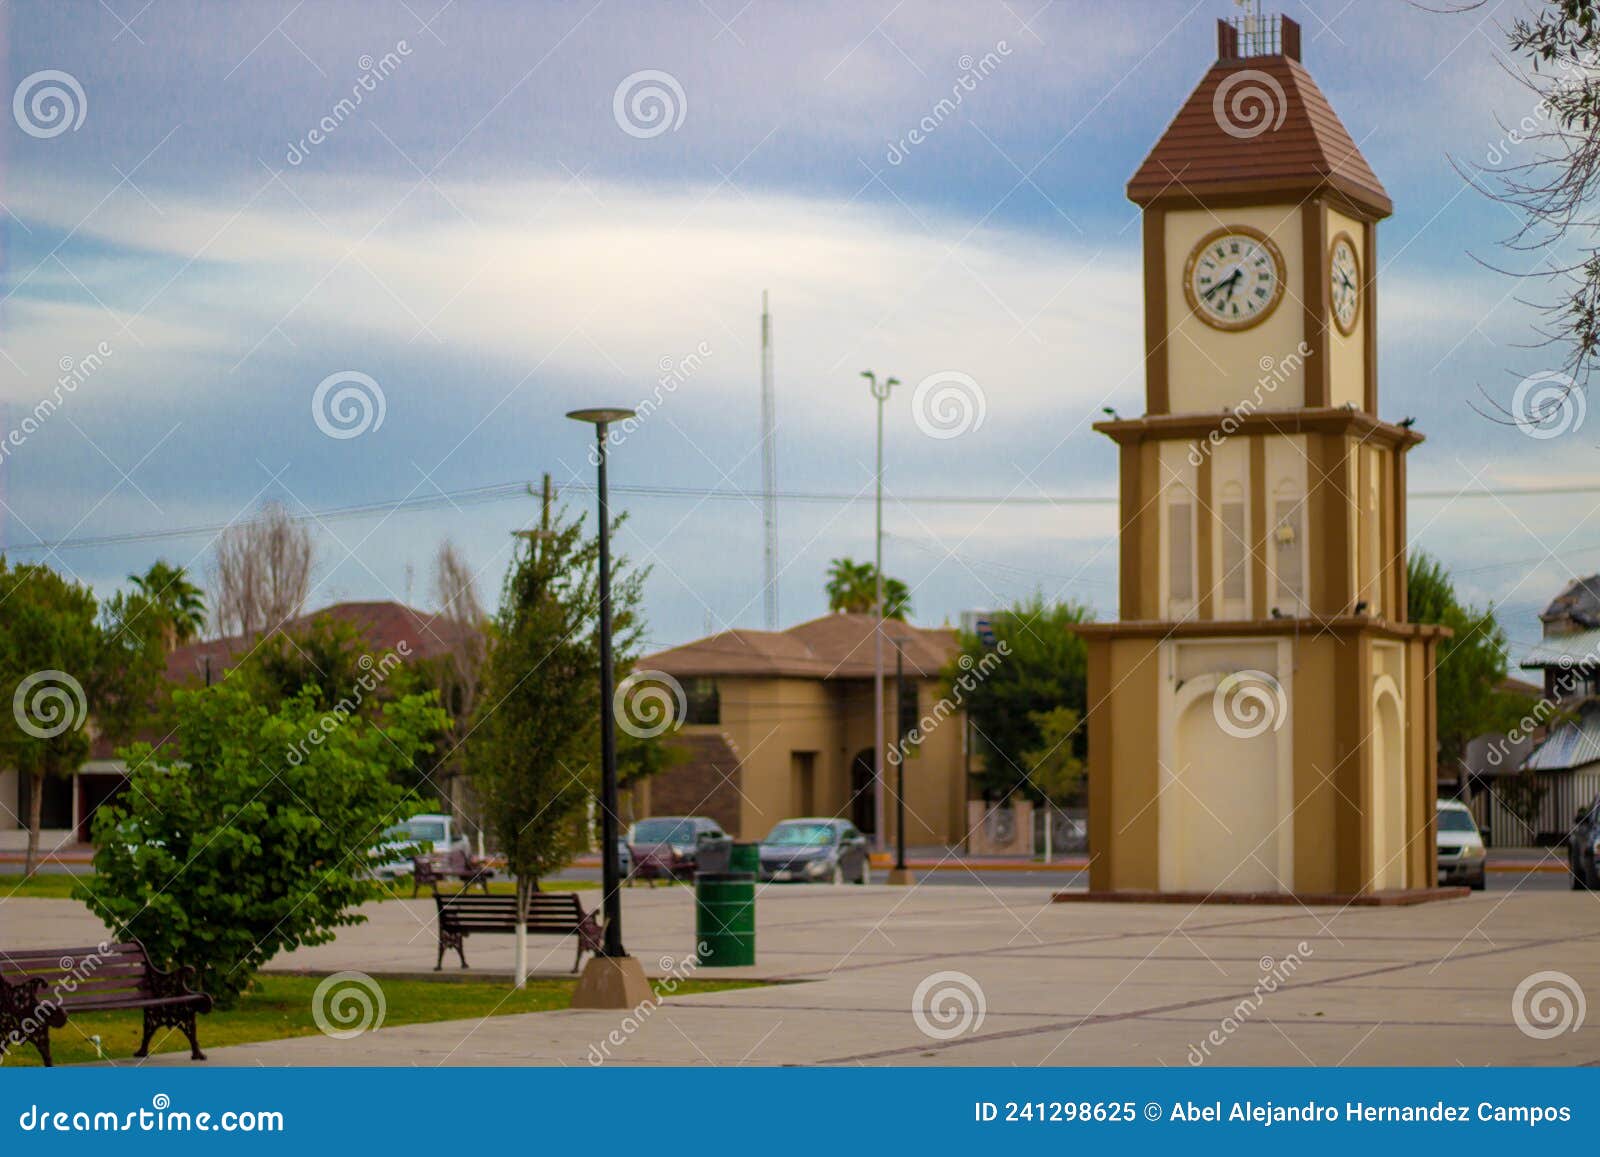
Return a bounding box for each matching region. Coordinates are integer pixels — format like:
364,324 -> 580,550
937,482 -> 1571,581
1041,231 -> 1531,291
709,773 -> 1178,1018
566,407 -> 652,1007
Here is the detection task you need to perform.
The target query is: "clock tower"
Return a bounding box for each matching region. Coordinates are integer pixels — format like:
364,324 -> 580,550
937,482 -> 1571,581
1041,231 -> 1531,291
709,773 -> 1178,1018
1076,13 -> 1449,899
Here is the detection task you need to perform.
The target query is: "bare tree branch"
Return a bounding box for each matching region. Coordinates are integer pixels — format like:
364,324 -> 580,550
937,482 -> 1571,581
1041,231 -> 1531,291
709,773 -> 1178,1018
209,501 -> 316,637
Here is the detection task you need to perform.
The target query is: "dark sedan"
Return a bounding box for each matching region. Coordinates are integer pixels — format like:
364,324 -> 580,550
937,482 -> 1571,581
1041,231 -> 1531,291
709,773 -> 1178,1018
626,816 -> 725,882
1569,797 -> 1600,889
759,818 -> 870,885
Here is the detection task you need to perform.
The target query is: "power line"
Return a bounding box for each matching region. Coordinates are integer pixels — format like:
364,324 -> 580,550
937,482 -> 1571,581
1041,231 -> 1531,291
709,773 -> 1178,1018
6,477 -> 1600,555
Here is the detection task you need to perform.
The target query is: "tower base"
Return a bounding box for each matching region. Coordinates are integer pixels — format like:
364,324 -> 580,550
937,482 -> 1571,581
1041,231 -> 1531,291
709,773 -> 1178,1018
1052,886 -> 1467,907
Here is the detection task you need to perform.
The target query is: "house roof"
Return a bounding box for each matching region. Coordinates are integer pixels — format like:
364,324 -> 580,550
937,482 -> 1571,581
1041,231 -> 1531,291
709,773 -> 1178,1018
1520,628 -> 1600,672
1126,36 -> 1391,217
1523,701 -> 1600,773
1461,730 -> 1538,779
1500,674 -> 1543,699
90,601 -> 473,760
645,613 -> 960,681
1540,575 -> 1600,631
164,600 -> 472,687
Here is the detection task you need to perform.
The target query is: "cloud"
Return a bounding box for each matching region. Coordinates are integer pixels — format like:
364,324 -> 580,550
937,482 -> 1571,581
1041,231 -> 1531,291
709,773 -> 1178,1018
8,170 -> 1143,426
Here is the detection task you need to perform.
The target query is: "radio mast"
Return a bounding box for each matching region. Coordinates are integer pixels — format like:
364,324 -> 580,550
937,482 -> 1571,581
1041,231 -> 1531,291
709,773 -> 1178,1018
761,291 -> 779,629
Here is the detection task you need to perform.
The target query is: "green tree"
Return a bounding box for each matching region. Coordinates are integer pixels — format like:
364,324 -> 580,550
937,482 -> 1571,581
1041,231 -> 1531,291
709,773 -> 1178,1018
1408,553 -> 1536,781
1022,707 -> 1086,806
469,508 -> 649,931
825,557 -> 911,620
81,681 -> 444,1005
946,595 -> 1093,800
0,561 -> 129,876
233,613 -> 446,801
236,614 -> 382,710
96,579 -> 173,745
127,560 -> 207,651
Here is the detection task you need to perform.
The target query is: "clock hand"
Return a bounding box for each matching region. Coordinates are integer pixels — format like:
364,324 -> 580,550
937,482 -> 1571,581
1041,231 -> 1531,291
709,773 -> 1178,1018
1202,269 -> 1242,301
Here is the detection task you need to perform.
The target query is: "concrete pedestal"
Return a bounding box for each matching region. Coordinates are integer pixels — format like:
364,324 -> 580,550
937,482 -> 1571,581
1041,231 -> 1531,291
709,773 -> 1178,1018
571,954 -> 655,1010
886,867 -> 918,886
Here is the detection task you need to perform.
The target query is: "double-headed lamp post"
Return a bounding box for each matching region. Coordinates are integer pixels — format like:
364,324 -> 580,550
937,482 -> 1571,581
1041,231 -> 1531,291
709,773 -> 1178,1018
861,371 -> 897,856
567,406 -> 654,1010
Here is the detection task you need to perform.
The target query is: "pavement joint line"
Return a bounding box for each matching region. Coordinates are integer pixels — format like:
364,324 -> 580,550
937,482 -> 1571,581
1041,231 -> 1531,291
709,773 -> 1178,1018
770,908 -> 1318,980
814,924 -> 1600,1065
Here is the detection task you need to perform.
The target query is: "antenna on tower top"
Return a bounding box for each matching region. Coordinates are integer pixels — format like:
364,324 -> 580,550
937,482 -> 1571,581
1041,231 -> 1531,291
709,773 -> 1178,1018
760,291 -> 779,629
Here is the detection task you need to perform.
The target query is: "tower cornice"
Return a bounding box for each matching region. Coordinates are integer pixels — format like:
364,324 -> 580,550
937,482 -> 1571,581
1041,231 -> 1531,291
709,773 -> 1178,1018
1092,407 -> 1423,449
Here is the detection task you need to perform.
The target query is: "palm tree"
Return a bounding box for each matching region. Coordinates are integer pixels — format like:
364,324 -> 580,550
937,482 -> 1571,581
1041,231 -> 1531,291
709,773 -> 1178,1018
825,557 -> 912,621
129,560 -> 207,651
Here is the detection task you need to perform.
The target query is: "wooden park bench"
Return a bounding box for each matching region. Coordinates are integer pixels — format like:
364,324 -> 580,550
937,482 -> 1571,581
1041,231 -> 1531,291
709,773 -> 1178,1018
0,942 -> 213,1067
411,848 -> 495,898
434,892 -> 603,973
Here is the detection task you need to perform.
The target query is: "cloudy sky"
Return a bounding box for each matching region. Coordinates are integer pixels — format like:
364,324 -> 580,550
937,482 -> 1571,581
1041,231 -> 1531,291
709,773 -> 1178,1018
0,0 -> 1589,656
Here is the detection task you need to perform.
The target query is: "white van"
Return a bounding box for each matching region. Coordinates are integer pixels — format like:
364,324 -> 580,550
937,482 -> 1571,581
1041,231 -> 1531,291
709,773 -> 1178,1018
372,813 -> 470,879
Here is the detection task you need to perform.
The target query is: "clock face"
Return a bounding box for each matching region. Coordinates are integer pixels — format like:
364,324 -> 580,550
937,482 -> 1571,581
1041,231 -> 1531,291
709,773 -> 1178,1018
1329,232 -> 1361,336
1183,226 -> 1285,331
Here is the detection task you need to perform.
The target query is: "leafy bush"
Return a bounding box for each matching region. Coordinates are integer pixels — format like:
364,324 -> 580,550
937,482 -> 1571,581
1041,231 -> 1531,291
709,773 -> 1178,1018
81,681 -> 446,1005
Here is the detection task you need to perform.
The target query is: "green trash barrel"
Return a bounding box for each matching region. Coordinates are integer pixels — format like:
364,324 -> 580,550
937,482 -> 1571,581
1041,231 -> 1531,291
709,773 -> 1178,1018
695,871 -> 755,966
729,841 -> 760,874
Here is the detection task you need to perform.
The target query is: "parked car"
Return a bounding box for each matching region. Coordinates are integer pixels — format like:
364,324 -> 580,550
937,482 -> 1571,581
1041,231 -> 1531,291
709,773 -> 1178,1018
1568,796 -> 1600,889
627,816 -> 726,881
759,818 -> 869,885
373,813 -> 470,879
1436,799 -> 1486,891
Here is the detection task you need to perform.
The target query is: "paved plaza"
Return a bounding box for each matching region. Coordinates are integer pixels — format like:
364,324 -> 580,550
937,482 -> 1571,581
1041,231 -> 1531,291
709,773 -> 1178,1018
6,883 -> 1598,1066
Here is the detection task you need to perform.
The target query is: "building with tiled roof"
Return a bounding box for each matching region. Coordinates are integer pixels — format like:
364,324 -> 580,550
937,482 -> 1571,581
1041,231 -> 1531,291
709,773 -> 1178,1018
1476,576 -> 1600,844
635,614 -> 974,845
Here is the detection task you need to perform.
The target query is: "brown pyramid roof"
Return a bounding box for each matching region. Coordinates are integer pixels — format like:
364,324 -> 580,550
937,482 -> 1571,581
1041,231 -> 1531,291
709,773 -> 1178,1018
646,613 -> 958,680
1127,25 -> 1390,218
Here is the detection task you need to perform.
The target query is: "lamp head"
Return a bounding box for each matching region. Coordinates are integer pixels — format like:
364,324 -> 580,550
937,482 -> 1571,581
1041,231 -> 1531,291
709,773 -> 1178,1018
862,370 -> 895,402
566,407 -> 636,426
